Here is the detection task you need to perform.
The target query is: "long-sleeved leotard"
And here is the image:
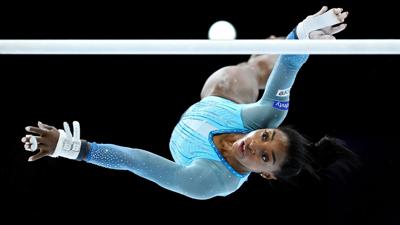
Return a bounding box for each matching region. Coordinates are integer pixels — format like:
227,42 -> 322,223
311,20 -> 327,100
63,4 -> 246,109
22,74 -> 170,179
82,30 -> 309,200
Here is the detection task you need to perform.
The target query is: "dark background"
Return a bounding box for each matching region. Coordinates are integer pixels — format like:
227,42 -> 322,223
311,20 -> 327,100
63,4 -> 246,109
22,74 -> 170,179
1,0 -> 399,224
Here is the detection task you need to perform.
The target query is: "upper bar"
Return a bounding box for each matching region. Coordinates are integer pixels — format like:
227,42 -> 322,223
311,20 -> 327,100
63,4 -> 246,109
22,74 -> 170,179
1,39 -> 400,55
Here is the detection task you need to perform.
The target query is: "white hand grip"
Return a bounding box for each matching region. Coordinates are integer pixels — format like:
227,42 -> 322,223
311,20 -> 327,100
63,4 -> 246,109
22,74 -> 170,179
297,9 -> 341,39
52,121 -> 81,159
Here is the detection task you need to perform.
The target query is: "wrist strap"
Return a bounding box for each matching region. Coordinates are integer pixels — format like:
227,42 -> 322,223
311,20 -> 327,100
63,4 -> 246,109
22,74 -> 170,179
51,121 -> 81,159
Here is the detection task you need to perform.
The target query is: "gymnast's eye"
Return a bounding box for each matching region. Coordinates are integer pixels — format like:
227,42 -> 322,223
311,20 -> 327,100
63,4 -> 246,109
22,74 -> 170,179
262,131 -> 269,141
262,153 -> 269,162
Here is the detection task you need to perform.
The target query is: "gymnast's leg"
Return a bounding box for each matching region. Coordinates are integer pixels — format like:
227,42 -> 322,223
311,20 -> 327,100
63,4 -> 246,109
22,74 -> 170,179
200,38 -> 280,104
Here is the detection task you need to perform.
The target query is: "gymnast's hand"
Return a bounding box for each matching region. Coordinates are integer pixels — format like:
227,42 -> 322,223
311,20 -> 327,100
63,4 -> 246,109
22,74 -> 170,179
304,6 -> 349,39
21,121 -> 59,161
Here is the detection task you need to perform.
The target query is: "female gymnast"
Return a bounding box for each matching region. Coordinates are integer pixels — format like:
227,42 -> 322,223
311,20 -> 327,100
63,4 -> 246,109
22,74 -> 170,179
21,6 -> 358,200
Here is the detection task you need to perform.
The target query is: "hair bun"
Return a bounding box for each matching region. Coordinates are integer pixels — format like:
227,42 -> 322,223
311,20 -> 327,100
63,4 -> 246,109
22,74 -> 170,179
310,136 -> 360,170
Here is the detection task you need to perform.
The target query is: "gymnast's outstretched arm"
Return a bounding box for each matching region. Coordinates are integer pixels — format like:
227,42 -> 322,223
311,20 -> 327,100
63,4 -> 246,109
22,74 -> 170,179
22,122 -> 232,200
241,30 -> 309,129
241,6 -> 348,129
82,142 -> 232,200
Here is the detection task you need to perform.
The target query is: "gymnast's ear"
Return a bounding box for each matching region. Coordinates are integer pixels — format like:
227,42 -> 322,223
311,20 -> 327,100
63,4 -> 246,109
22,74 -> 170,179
260,172 -> 277,180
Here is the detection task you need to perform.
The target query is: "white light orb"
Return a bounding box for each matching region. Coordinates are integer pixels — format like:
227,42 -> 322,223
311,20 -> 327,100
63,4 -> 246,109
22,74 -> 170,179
208,20 -> 236,40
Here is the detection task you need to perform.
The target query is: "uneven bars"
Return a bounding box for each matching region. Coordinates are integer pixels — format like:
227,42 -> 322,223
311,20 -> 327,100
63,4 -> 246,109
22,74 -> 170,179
1,39 -> 400,54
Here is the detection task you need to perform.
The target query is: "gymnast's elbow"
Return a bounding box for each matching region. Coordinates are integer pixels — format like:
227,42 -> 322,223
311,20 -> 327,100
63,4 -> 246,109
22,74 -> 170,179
180,189 -> 221,200
176,183 -> 231,200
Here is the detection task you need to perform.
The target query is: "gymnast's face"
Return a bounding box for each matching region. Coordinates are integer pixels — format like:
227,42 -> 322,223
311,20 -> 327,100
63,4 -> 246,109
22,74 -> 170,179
232,128 -> 289,179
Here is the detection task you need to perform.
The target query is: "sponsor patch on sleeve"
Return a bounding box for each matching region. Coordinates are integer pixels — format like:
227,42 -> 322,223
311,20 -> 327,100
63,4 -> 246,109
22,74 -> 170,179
272,101 -> 289,110
276,88 -> 291,97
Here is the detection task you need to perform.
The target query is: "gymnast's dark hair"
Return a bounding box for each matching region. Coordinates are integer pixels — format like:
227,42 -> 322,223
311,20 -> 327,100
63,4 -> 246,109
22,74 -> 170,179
276,127 -> 360,180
